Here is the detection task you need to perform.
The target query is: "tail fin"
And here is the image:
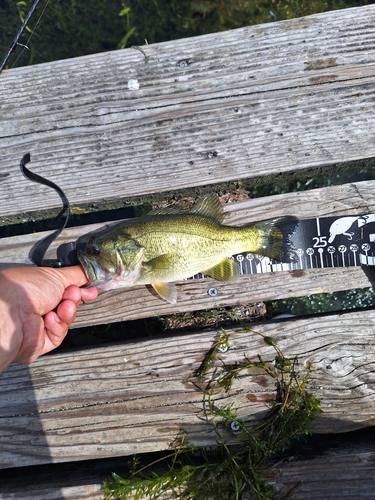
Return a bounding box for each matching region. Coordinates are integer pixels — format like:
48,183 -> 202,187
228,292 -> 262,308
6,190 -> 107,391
252,216 -> 299,262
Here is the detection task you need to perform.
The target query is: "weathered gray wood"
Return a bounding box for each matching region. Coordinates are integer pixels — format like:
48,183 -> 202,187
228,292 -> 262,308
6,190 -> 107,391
267,452 -> 375,499
1,180 -> 374,326
1,6 -> 375,222
2,451 -> 375,500
0,484 -> 103,500
1,309 -> 375,469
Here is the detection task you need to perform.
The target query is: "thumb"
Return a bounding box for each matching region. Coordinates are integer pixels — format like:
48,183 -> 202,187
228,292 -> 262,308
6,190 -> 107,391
55,265 -> 89,288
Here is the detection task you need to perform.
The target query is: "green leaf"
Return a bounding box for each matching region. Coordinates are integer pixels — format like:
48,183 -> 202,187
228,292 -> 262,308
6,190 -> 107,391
117,26 -> 136,49
119,7 -> 131,17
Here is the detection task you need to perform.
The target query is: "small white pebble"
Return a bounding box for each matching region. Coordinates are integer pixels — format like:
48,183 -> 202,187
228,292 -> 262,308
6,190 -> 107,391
123,357 -> 128,363
128,79 -> 140,90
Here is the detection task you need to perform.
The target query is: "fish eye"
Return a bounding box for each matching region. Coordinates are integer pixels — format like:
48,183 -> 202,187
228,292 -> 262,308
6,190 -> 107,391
87,244 -> 100,257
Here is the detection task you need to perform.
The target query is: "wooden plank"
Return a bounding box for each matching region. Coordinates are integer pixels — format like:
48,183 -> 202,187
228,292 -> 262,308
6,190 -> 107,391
2,451 -> 375,499
1,309 -> 375,469
1,180 -> 375,326
0,484 -> 103,500
1,6 -> 375,221
2,431 -> 375,499
73,266 -> 374,326
267,452 -> 375,499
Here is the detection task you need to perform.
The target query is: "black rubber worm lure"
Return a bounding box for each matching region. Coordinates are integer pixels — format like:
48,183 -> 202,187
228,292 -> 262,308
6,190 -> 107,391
20,153 -> 71,267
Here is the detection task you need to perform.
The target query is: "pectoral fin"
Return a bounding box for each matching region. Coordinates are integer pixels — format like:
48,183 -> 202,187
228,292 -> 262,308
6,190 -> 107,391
203,257 -> 239,281
142,254 -> 179,303
151,282 -> 177,304
142,253 -> 180,273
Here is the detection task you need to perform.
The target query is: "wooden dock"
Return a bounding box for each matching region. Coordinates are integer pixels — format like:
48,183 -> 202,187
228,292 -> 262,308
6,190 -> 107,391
1,4 -> 375,498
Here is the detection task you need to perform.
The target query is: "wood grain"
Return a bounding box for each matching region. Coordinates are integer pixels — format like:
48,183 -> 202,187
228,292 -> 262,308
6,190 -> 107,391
1,451 -> 375,499
70,267 -> 374,326
2,451 -> 375,500
266,451 -> 375,500
1,309 -> 375,469
1,6 -> 375,221
0,484 -> 103,500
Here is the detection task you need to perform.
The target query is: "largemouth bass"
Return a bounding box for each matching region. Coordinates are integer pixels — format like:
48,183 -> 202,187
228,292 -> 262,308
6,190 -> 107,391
78,194 -> 298,303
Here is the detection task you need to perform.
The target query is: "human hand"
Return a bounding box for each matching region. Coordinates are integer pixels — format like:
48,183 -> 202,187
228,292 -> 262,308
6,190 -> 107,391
0,266 -> 98,372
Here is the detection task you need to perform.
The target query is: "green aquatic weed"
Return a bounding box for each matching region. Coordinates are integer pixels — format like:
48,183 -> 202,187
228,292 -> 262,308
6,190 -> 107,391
194,328 -> 229,380
103,328 -> 321,500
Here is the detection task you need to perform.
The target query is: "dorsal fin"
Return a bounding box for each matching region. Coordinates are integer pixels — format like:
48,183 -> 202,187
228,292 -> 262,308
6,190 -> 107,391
189,193 -> 224,222
148,206 -> 185,216
148,193 -> 225,222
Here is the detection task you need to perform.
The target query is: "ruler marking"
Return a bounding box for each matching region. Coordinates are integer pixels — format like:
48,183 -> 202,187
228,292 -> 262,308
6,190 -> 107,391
319,248 -> 324,268
316,217 -> 321,237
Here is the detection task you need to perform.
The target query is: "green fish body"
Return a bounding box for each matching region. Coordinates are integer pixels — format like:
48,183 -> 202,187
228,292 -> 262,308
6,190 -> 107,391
78,194 -> 298,303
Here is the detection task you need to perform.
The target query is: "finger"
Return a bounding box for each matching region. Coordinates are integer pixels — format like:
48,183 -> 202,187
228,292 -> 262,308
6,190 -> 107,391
55,299 -> 77,325
62,285 -> 82,304
56,265 -> 90,288
81,287 -> 98,301
43,311 -> 70,351
62,285 -> 98,303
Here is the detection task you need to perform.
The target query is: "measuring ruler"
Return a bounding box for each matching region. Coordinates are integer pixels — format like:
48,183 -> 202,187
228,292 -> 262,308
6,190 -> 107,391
191,214 -> 375,279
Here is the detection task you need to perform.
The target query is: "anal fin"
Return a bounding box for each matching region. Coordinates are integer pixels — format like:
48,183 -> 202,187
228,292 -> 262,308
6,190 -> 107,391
203,257 -> 239,281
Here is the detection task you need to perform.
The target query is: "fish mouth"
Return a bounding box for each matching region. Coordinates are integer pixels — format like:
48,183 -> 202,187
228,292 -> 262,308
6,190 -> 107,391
77,251 -> 110,288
